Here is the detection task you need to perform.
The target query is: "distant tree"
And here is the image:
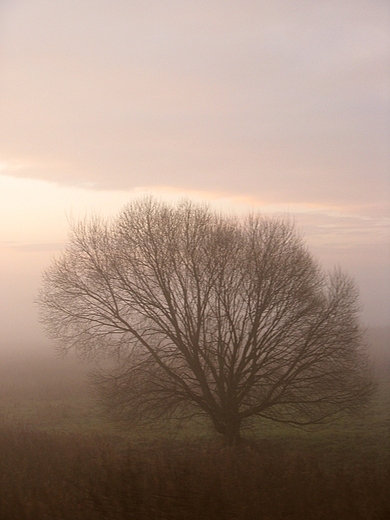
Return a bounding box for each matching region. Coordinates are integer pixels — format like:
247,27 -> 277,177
38,198 -> 373,445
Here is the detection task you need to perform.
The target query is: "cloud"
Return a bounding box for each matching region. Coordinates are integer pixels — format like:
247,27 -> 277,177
0,0 -> 388,211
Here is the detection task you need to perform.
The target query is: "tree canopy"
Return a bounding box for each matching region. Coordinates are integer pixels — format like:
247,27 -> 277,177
39,198 -> 373,445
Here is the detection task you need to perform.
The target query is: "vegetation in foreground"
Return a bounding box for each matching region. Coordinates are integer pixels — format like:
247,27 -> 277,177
0,329 -> 388,519
0,427 -> 389,520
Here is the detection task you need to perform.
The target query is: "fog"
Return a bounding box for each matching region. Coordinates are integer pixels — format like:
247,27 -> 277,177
0,4 -> 389,517
1,0 -> 389,350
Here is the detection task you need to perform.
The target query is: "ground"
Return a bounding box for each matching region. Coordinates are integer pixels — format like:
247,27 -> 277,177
0,331 -> 388,519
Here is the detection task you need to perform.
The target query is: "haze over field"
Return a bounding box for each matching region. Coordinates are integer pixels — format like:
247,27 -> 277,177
1,0 -> 389,349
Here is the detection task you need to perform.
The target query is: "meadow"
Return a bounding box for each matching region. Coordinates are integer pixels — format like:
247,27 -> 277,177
0,328 -> 389,519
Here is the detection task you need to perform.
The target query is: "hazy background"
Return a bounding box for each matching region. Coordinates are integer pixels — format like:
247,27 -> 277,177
1,0 -> 389,351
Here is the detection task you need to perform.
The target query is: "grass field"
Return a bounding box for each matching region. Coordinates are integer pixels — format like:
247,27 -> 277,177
0,329 -> 389,519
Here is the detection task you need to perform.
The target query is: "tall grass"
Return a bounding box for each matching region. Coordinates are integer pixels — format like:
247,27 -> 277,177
0,427 -> 388,520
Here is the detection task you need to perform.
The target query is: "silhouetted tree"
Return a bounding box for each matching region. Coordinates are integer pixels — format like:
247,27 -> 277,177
39,198 -> 373,445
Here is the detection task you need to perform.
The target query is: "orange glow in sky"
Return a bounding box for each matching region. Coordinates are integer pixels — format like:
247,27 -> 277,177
0,1 -> 389,347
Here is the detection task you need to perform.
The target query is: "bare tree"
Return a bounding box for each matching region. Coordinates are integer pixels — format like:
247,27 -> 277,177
38,198 -> 373,445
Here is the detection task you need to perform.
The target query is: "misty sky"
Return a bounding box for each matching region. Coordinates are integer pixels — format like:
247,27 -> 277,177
1,0 -> 389,348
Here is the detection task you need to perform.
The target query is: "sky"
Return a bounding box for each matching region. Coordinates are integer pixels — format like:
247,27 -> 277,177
0,0 -> 389,349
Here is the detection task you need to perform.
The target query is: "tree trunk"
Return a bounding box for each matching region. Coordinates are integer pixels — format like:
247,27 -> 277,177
223,417 -> 242,447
